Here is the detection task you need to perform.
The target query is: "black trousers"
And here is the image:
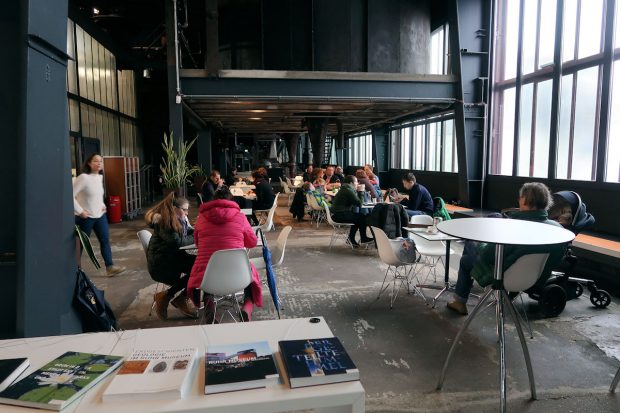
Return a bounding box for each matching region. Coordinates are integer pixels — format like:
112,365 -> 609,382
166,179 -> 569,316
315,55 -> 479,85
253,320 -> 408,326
333,211 -> 368,241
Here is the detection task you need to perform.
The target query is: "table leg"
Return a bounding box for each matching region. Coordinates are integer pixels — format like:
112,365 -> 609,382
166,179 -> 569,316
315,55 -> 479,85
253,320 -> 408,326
497,290 -> 507,413
436,288 -> 495,390
502,290 -> 537,400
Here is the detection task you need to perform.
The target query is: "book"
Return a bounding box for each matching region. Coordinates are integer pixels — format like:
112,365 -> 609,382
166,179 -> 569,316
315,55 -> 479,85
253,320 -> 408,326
0,351 -> 122,411
0,358 -> 30,392
205,341 -> 279,394
102,347 -> 198,401
279,337 -> 359,388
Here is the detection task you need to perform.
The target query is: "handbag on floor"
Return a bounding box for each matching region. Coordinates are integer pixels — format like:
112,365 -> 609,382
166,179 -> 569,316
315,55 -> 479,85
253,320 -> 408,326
73,267 -> 118,332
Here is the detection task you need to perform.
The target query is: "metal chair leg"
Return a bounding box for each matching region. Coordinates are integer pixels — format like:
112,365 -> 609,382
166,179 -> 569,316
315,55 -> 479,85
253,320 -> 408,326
496,291 -> 507,413
610,365 -> 620,393
502,290 -> 537,400
437,288 -> 495,390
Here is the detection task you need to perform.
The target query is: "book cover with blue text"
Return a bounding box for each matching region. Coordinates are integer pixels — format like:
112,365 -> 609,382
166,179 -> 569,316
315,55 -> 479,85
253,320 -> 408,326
278,337 -> 359,388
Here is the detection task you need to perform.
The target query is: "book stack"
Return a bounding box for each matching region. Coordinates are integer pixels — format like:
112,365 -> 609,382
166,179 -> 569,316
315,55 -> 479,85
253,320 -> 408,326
0,358 -> 29,393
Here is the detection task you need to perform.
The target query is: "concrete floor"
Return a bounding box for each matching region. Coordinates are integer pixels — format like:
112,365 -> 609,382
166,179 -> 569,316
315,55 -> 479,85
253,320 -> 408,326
82,200 -> 620,412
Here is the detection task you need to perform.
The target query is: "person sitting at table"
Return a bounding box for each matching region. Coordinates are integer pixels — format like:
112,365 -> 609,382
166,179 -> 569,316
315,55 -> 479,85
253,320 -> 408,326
224,166 -> 239,187
188,187 -> 262,321
447,182 -> 566,315
364,164 -> 380,190
331,175 -> 373,247
324,165 -> 342,190
334,165 -> 345,183
145,193 -> 197,320
252,170 -> 276,211
302,164 -> 314,182
302,182 -> 330,208
400,172 -> 434,217
202,170 -> 224,203
355,169 -> 379,200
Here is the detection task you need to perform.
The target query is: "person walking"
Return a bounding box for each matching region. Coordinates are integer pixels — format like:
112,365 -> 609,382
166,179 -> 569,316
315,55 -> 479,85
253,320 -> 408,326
73,153 -> 125,276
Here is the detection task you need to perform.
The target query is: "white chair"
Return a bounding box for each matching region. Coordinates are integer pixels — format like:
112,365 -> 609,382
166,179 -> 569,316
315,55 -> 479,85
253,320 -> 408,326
250,226 -> 292,270
371,226 -> 426,309
324,203 -> 354,249
200,248 -> 253,324
306,193 -> 327,228
137,230 -> 160,316
256,193 -> 279,232
408,215 -> 453,286
279,177 -> 295,206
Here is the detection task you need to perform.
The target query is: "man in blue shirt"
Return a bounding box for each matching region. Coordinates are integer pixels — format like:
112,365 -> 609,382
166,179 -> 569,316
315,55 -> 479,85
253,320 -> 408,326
400,172 -> 434,217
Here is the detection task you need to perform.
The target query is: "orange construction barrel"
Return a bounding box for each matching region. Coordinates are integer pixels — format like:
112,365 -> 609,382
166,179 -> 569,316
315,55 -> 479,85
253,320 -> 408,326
107,195 -> 122,223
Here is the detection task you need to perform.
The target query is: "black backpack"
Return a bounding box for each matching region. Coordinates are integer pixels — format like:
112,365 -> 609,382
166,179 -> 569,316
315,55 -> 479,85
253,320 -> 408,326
72,268 -> 118,333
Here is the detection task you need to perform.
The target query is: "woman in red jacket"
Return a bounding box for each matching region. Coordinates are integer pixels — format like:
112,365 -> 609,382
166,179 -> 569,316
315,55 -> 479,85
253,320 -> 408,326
188,187 -> 263,321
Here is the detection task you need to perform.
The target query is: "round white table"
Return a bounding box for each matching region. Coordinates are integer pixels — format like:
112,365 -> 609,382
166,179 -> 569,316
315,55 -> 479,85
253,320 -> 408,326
435,217 -> 574,413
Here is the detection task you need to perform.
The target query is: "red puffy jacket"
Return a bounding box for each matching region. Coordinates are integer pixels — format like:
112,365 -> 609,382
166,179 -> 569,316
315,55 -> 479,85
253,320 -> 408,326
188,199 -> 261,305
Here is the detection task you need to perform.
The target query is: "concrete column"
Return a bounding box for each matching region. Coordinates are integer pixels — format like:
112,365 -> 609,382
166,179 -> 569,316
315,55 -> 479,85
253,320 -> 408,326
196,126 -> 212,174
283,133 -> 300,177
306,118 -> 328,167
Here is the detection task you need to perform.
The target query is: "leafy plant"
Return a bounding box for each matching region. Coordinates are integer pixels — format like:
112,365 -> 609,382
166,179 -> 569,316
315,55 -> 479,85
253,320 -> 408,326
75,225 -> 100,269
160,133 -> 201,189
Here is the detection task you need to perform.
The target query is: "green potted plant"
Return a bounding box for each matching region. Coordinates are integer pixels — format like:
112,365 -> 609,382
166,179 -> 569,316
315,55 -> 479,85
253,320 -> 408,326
160,132 -> 201,197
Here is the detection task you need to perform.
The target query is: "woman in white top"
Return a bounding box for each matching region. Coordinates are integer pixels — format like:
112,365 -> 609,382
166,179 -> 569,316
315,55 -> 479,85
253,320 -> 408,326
73,154 -> 125,277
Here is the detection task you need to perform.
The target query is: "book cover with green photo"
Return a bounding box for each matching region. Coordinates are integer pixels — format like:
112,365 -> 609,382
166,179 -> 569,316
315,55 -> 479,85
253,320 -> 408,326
0,351 -> 123,411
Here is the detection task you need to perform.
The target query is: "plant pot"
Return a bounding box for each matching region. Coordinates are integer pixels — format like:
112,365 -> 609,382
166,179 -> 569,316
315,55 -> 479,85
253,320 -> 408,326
163,187 -> 185,198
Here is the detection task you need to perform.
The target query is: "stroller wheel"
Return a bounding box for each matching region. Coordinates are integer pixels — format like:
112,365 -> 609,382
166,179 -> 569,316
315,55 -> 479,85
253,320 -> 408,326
574,283 -> 584,298
540,284 -> 566,317
590,290 -> 611,308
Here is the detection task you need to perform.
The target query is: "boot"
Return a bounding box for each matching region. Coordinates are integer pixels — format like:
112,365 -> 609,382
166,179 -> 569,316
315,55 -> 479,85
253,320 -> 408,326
171,295 -> 197,318
154,291 -> 170,320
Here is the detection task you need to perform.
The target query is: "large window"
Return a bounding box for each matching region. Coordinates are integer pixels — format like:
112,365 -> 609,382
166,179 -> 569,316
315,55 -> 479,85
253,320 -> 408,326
67,20 -> 140,159
347,132 -> 373,166
490,0 -> 618,182
430,23 -> 450,75
389,114 -> 457,173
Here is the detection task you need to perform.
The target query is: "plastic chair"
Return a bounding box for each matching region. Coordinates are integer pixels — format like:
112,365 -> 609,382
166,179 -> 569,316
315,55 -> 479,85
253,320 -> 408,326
137,230 -> 162,317
250,226 -> 292,270
408,215 -> 453,285
438,253 -> 550,403
279,177 -> 295,206
200,248 -> 253,324
324,203 -> 354,249
371,226 -> 426,309
306,193 -> 327,228
256,193 -> 279,232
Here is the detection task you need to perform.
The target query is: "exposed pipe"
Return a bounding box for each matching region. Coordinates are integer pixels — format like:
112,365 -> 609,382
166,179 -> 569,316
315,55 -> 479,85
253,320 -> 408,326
173,0 -> 181,103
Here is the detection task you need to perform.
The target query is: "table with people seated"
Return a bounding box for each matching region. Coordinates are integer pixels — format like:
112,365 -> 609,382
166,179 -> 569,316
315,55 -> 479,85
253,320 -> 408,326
0,318 -> 365,412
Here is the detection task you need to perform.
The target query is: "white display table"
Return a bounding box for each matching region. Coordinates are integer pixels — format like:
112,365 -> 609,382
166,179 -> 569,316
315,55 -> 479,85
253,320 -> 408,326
435,218 -> 574,413
0,318 -> 365,413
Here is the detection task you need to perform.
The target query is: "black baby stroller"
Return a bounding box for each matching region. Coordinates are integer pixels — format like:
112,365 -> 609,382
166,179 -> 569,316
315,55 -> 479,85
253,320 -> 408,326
526,191 -> 612,317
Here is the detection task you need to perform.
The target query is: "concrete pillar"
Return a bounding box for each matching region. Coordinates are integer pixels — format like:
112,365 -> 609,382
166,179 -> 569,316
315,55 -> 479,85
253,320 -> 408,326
283,133 -> 300,177
306,118 -> 329,167
196,126 -> 212,174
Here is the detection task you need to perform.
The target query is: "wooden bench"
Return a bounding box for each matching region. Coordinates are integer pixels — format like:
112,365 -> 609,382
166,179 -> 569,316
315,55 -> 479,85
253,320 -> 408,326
444,204 -> 474,214
573,233 -> 620,259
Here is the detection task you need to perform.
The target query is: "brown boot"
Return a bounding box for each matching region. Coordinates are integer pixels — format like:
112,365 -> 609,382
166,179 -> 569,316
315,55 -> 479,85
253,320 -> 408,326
171,295 -> 197,319
154,291 -> 170,320
447,300 -> 468,315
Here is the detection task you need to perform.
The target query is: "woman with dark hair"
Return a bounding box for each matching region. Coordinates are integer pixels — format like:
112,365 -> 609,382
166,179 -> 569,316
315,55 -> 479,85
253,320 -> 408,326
188,187 -> 263,321
73,153 -> 125,276
145,193 -> 196,320
355,169 -> 379,200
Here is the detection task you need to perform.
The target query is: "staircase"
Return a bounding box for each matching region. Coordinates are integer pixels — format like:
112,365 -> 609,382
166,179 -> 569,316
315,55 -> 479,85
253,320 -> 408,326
323,136 -> 334,165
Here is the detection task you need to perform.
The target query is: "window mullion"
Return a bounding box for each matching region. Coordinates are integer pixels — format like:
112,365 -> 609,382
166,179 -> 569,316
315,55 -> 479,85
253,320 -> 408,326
547,0 -> 564,179
567,72 -> 578,179
512,0 -> 526,176
529,82 -> 539,177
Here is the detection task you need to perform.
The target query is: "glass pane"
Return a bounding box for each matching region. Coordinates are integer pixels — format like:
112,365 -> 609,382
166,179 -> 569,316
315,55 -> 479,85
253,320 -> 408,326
607,63 -> 620,182
428,123 -> 437,171
533,79 -> 552,177
430,28 -> 444,75
499,87 -> 516,175
538,0 -> 557,69
414,126 -> 424,169
401,128 -> 411,169
84,33 -> 94,101
75,25 -> 86,97
578,0 -> 604,58
571,66 -> 599,180
99,43 -> 107,108
562,0 -> 577,62
106,50 -> 114,109
443,119 -> 455,172
93,42 -> 101,104
556,74 -> 574,179
69,136 -> 77,177
503,0 -> 520,80
521,0 -> 538,75
518,83 -> 534,176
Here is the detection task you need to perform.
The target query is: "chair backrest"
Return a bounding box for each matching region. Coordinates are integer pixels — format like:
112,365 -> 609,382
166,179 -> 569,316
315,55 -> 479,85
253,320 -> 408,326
503,253 -> 550,292
200,248 -> 252,296
408,232 -> 446,256
271,226 -> 292,267
136,230 -> 152,256
324,203 -> 336,226
410,214 -> 434,225
261,193 -> 280,231
370,226 -> 402,266
281,179 -> 292,194
306,193 -> 323,211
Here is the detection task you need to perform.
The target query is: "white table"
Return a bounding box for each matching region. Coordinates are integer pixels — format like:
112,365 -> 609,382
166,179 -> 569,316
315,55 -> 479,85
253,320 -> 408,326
402,227 -> 459,307
0,318 -> 365,413
435,218 -> 574,413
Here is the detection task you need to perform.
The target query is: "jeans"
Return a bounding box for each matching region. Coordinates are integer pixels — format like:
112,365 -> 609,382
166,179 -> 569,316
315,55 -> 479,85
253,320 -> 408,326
75,214 -> 114,267
454,240 -> 481,303
333,211 -> 369,242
